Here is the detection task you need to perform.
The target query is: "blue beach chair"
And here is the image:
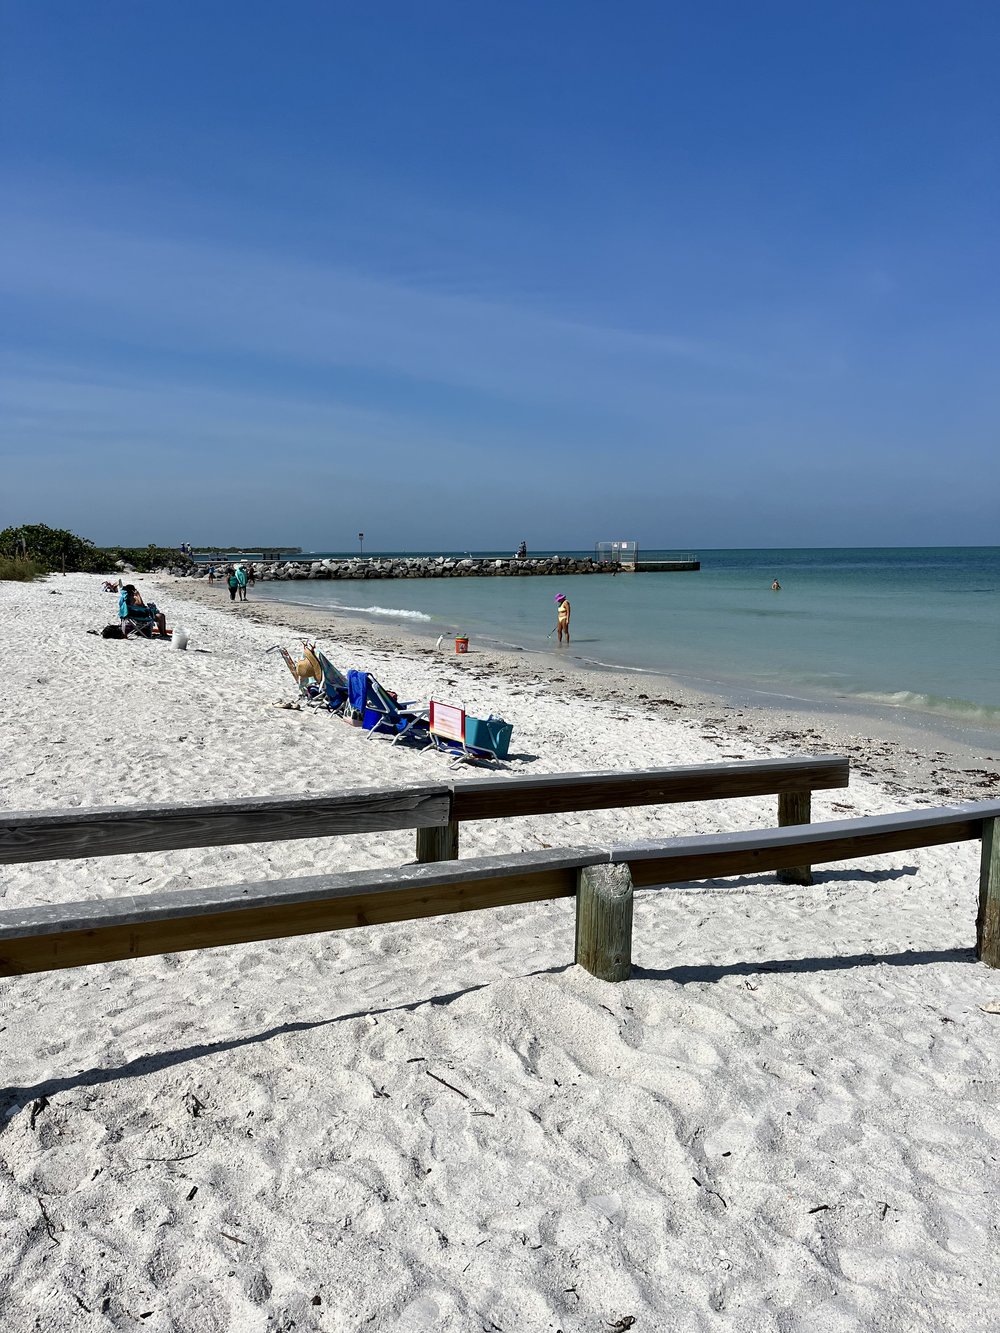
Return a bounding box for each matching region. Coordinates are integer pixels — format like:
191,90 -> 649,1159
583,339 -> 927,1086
347,670 -> 429,745
118,586 -> 164,638
313,647 -> 349,715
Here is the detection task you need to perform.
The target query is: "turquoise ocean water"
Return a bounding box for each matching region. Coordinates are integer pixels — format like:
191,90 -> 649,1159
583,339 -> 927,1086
252,548 -> 999,740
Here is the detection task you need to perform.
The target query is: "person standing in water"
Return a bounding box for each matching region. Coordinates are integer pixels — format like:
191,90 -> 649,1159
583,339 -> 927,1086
555,592 -> 571,643
772,578 -> 781,591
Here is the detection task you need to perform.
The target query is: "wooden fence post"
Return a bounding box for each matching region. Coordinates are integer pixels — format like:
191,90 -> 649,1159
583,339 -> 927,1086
776,791 -> 813,885
977,817 -> 1000,967
415,822 -> 459,863
575,863 -> 633,982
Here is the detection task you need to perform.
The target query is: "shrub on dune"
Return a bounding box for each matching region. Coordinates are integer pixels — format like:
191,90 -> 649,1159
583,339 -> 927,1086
0,556 -> 44,581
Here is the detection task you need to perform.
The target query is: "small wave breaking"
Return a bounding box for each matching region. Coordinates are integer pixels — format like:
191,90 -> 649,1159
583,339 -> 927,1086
853,689 -> 1000,725
355,605 -> 433,622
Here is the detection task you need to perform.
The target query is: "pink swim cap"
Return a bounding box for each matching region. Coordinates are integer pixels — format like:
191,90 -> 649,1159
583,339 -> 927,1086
554,593 -> 565,602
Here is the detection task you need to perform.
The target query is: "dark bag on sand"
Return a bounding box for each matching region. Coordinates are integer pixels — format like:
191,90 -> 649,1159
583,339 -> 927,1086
101,624 -> 125,639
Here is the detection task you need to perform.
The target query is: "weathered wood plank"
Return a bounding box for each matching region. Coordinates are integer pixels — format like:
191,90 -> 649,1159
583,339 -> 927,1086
451,756 -> 850,822
0,786 -> 453,865
0,848 -> 601,975
575,863 -> 633,982
415,821 -> 459,863
612,804 -> 1000,887
776,790 -> 813,886
0,758 -> 851,866
5,799 -> 998,979
976,817 -> 1000,968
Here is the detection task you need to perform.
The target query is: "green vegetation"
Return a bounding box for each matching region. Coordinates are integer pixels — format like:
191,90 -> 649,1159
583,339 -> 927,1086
0,556 -> 45,582
100,543 -> 192,573
0,523 -> 103,572
0,524 -> 193,575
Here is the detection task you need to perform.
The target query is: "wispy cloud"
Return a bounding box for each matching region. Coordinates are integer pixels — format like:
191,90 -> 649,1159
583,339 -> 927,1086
0,206 -> 789,428
5,184 -> 993,547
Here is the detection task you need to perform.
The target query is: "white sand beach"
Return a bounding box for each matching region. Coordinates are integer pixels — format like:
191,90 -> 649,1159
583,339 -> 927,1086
2,572 -> 999,1333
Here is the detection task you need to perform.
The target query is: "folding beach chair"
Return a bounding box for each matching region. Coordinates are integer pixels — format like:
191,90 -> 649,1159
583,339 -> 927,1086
427,700 -> 512,766
266,644 -> 320,702
347,670 -> 429,745
307,645 -> 349,714
118,588 -> 166,639
120,609 -> 155,638
427,700 -> 469,766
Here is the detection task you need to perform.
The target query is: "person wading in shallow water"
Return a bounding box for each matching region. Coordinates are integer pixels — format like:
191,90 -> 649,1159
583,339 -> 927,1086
555,592 -> 571,644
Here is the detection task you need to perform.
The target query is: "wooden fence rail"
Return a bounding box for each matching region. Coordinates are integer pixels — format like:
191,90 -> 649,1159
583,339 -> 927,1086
1,801 -> 998,981
0,755 -> 850,886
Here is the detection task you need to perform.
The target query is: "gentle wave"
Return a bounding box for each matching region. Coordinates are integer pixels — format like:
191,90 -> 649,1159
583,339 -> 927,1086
853,689 -> 1000,725
478,637 -> 528,652
253,592 -> 434,623
575,653 -> 665,675
355,605 -> 433,622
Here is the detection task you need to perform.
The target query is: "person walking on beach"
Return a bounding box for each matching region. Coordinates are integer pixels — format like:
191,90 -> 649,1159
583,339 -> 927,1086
207,565 -> 216,585
226,566 -> 240,602
555,592 -> 571,644
235,564 -> 248,601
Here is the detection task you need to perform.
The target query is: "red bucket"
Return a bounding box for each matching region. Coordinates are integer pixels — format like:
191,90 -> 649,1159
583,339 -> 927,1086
455,637 -> 469,654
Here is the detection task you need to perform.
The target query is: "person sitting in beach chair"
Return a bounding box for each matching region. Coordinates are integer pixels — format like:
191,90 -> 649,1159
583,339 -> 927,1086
347,670 -> 429,745
119,584 -> 168,638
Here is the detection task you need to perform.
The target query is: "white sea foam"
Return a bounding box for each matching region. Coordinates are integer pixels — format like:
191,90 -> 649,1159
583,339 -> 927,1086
356,605 -> 433,622
575,654 -> 664,675
854,689 -> 1000,723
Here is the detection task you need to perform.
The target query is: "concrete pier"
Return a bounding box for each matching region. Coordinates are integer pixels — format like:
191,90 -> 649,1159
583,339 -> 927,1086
631,559 -> 700,571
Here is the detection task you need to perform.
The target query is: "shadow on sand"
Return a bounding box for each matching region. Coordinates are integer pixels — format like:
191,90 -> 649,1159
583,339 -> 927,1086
0,930 -> 976,1119
632,946 -> 972,986
0,965 -> 573,1115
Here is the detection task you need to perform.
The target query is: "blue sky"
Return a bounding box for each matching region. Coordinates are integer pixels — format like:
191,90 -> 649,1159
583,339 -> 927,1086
2,2 -> 997,550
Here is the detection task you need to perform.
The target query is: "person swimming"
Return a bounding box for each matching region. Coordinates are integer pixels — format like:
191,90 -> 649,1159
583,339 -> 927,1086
772,579 -> 781,591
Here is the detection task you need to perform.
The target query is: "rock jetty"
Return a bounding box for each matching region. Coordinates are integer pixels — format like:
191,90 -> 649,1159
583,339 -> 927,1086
171,556 -> 612,582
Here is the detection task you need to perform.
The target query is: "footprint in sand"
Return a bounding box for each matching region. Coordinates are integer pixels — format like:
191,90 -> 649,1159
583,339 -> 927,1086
539,1187 -> 623,1249
424,1097 -> 476,1164
395,1294 -> 445,1331
653,1031 -> 721,1069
